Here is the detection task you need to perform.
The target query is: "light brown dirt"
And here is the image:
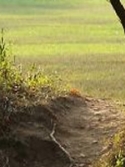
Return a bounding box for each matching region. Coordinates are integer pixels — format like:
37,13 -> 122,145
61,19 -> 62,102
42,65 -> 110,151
55,96 -> 125,167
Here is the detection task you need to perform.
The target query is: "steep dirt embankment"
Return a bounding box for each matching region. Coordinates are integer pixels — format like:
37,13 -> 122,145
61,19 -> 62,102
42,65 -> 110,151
0,95 -> 125,167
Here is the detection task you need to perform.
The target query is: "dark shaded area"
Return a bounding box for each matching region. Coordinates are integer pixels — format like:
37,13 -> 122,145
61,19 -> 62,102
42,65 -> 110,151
110,0 -> 125,32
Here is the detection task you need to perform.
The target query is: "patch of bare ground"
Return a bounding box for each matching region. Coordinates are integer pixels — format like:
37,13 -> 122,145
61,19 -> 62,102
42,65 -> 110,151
0,95 -> 125,167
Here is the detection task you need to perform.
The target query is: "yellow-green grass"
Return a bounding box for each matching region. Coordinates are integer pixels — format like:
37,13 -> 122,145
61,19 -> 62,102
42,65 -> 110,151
0,0 -> 125,101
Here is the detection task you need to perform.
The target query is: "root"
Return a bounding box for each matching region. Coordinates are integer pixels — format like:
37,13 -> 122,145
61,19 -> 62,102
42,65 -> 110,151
50,123 -> 74,167
0,151 -> 10,167
3,156 -> 9,167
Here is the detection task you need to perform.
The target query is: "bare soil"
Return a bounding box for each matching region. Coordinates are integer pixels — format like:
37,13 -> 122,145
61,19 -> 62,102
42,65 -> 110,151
0,95 -> 125,167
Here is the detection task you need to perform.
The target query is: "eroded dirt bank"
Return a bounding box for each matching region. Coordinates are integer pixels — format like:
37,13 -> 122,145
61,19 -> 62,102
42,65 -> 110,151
0,95 -> 125,167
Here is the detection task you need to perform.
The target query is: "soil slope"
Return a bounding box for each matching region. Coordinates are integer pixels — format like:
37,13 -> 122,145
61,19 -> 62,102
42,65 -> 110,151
0,95 -> 125,167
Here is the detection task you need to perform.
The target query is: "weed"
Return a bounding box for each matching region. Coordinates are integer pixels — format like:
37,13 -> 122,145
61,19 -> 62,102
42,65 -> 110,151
115,151 -> 125,167
69,88 -> 81,97
95,130 -> 125,167
0,29 -> 68,127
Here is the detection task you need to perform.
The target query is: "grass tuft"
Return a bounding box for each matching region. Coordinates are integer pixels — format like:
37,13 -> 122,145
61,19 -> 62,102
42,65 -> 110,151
95,130 -> 125,167
0,30 -> 69,129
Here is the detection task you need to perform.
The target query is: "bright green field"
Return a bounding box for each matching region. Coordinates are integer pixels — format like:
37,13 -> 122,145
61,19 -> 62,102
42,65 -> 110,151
0,0 -> 125,101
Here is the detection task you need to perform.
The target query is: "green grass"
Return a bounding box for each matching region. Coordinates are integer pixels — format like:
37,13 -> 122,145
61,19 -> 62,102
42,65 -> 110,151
0,0 -> 125,101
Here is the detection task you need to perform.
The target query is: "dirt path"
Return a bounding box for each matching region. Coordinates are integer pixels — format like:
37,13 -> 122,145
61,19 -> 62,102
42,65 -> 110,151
1,95 -> 125,167
55,96 -> 125,167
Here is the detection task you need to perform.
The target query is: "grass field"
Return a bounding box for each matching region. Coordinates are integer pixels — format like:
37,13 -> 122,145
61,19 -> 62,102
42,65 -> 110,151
0,0 -> 125,101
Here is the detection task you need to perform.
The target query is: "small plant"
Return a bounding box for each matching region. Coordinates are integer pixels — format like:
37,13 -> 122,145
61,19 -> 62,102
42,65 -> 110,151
69,88 -> 81,97
0,28 -> 7,62
95,130 -> 125,167
115,151 -> 125,167
0,29 -> 69,126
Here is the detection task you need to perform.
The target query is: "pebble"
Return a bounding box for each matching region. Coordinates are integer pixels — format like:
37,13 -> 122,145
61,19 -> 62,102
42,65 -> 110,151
80,153 -> 86,158
92,140 -> 98,144
79,164 -> 86,167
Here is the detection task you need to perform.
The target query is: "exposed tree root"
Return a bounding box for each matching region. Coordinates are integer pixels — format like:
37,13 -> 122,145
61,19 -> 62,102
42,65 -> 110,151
50,123 -> 74,167
0,151 -> 10,167
3,156 -> 9,167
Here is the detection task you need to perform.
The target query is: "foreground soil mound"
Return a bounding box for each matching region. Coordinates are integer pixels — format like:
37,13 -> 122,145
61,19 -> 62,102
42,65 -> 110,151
0,95 -> 125,167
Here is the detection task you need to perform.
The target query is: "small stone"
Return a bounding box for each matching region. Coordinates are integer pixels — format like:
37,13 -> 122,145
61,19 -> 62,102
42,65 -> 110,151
94,113 -> 101,116
94,107 -> 100,111
92,140 -> 98,144
79,164 -> 85,167
80,153 -> 86,158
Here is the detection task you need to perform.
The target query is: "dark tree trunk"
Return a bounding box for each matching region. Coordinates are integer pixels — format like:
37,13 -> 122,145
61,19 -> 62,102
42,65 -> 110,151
110,0 -> 125,32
